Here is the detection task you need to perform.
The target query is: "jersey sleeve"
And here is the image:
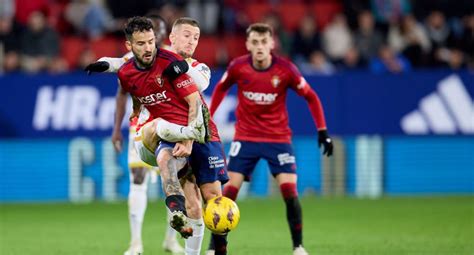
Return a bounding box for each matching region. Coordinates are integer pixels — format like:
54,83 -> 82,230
287,61 -> 328,130
172,73 -> 199,99
186,58 -> 211,92
287,62 -> 311,96
98,52 -> 133,73
117,68 -> 130,93
210,60 -> 237,116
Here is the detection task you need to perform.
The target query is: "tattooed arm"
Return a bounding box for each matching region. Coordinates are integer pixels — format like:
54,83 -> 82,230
183,91 -> 203,127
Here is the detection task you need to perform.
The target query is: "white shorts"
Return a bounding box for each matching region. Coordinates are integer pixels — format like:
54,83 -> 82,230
128,124 -> 156,168
128,126 -> 158,168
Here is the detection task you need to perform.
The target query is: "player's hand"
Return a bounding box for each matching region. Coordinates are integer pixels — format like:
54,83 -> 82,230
129,109 -> 140,122
318,129 -> 333,157
172,140 -> 193,157
84,61 -> 110,75
112,130 -> 123,152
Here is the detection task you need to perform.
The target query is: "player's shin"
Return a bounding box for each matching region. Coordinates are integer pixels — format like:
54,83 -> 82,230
211,233 -> 228,255
128,177 -> 148,247
280,182 -> 303,248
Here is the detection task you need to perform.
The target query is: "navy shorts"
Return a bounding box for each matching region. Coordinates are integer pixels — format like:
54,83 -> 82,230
227,140 -> 297,181
156,141 -> 229,185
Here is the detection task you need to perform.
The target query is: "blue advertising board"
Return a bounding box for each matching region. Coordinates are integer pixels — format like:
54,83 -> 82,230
0,71 -> 472,138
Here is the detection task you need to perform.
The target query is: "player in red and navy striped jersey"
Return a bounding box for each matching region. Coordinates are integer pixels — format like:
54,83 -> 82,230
117,17 -> 229,255
209,23 -> 333,255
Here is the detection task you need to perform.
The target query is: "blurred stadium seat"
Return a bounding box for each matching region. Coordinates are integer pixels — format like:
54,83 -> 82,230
61,36 -> 86,69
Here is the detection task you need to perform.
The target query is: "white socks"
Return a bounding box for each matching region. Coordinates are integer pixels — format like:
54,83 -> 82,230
185,218 -> 205,255
128,183 -> 148,246
155,118 -> 197,142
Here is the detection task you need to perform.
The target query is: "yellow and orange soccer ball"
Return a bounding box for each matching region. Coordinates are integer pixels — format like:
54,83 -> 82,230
203,196 -> 240,234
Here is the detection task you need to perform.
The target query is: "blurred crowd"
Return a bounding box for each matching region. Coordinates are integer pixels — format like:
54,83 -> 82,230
0,0 -> 473,75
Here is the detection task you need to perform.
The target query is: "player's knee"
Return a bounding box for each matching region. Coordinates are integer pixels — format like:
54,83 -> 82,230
280,182 -> 298,199
131,168 -> 147,184
202,188 -> 221,202
156,154 -> 169,171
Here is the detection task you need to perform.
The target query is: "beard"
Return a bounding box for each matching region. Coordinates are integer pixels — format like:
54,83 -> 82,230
133,49 -> 156,68
178,50 -> 192,59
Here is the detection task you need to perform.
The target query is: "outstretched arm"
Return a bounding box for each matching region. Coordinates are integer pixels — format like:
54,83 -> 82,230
301,87 -> 333,157
111,81 -> 128,152
84,52 -> 133,74
210,71 -> 234,116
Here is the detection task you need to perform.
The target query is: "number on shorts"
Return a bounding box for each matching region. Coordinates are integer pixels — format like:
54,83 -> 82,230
228,141 -> 242,157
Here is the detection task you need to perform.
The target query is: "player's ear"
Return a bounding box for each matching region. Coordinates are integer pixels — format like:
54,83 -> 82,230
169,32 -> 175,44
125,40 -> 132,51
269,36 -> 275,50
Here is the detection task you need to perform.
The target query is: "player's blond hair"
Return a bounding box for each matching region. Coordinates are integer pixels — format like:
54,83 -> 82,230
171,17 -> 200,32
246,23 -> 273,37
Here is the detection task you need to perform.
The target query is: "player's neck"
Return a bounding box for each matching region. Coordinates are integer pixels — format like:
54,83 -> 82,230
252,55 -> 272,70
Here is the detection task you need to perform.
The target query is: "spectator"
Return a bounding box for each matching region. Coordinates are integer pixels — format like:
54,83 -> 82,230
262,12 -> 291,56
300,51 -> 336,75
371,0 -> 411,25
291,14 -> 322,65
19,11 -> 61,73
459,14 -> 474,69
186,0 -> 219,34
0,1 -> 21,73
424,10 -> 457,66
388,14 -> 431,66
323,14 -> 353,62
339,47 -> 366,71
65,0 -> 115,39
370,44 -> 411,73
354,10 -> 384,63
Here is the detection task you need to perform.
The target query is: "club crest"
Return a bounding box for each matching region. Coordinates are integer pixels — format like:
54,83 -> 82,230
271,76 -> 280,88
155,76 -> 163,87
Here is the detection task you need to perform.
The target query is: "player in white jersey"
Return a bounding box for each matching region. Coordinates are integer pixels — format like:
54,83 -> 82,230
86,17 -> 211,255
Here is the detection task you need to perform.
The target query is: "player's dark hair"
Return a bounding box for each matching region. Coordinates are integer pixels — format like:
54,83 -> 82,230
172,17 -> 200,29
124,16 -> 154,41
246,23 -> 273,37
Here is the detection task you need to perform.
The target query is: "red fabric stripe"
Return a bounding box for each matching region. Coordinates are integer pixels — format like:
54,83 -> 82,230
279,182 -> 298,199
223,185 -> 239,201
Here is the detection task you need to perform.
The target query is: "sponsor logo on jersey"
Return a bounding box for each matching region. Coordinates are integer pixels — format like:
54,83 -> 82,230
155,76 -> 163,87
137,91 -> 170,105
242,91 -> 278,105
400,74 -> 473,134
271,76 -> 280,88
176,78 -> 193,88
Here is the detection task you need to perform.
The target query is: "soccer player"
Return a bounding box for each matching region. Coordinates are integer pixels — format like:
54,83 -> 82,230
209,23 -> 334,255
117,17 -> 230,255
87,15 -> 187,255
87,17 -> 213,255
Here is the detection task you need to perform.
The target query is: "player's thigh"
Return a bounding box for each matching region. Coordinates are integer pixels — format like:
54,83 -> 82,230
133,128 -> 159,167
263,142 -> 297,178
140,120 -> 160,152
189,141 -> 229,188
227,140 -> 260,182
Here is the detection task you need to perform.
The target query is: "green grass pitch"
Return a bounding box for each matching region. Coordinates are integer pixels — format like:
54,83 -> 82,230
1,196 -> 473,255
